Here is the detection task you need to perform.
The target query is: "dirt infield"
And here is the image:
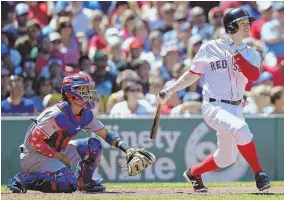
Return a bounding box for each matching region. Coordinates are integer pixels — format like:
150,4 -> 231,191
2,186 -> 284,200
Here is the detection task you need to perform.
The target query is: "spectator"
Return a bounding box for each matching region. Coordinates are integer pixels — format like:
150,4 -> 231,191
107,40 -> 126,76
268,60 -> 284,86
242,2 -> 261,20
190,6 -> 214,40
132,59 -> 151,94
48,32 -> 66,66
110,1 -> 129,29
1,38 -> 22,76
128,38 -> 144,63
244,85 -> 273,114
208,7 -> 224,32
2,33 -> 22,66
88,24 -> 112,59
110,82 -> 154,116
15,3 -> 30,37
22,59 -> 36,97
151,44 -> 179,82
27,77 -> 53,112
56,16 -> 80,65
184,35 -> 204,67
78,56 -> 94,75
163,11 -> 188,43
177,22 -> 191,59
1,75 -> 36,116
91,50 -> 117,108
170,92 -> 202,116
140,31 -> 163,67
261,2 -> 284,58
143,1 -> 166,31
2,3 -> 21,42
1,67 -> 10,100
33,36 -> 54,74
26,2 -> 49,27
49,1 -> 71,31
133,19 -> 150,52
86,10 -> 104,40
158,3 -> 175,34
252,71 -> 273,87
250,2 -> 273,40
145,76 -> 164,107
15,19 -> 41,59
269,86 -> 284,114
41,58 -> 65,93
219,1 -> 243,11
69,2 -> 91,33
76,32 -> 89,56
120,9 -> 136,40
106,69 -> 140,113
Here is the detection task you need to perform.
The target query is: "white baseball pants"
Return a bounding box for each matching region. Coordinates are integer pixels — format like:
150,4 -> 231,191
201,98 -> 253,168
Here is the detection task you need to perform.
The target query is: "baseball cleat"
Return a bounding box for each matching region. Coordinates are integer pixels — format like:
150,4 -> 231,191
255,171 -> 271,191
7,174 -> 27,193
183,169 -> 208,192
79,178 -> 106,193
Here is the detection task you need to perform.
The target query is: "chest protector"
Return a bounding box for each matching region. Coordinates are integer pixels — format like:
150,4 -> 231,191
44,102 -> 94,152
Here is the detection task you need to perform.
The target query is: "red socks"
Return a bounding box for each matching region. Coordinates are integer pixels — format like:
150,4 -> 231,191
189,141 -> 263,176
237,141 -> 263,174
190,154 -> 219,176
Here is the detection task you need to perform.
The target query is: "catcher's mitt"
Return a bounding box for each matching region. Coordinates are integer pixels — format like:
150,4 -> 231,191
125,148 -> 156,176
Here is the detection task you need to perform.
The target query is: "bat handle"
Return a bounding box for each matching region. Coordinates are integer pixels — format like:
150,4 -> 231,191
159,91 -> 166,99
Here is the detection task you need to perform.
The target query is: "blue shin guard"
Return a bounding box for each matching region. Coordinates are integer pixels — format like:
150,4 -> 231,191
75,137 -> 105,192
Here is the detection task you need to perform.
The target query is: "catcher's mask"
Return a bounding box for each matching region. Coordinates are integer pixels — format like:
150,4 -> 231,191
61,73 -> 97,109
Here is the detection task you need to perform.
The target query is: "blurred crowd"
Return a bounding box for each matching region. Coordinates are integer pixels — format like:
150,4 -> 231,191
1,1 -> 284,116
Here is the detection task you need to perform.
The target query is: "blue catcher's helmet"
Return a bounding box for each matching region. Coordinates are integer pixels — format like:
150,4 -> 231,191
61,72 -> 97,109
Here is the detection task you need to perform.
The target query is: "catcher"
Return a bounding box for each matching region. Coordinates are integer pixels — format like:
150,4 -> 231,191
7,73 -> 155,193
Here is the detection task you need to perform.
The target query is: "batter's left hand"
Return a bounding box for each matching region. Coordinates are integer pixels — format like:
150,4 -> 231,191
221,33 -> 239,55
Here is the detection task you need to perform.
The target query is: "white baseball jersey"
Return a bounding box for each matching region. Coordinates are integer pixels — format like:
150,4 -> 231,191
190,39 -> 261,101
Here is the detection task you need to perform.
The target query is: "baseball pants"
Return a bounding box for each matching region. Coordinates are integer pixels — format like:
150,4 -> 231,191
201,98 -> 253,168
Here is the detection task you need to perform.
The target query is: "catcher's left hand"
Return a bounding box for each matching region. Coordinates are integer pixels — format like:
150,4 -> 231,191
125,148 -> 156,176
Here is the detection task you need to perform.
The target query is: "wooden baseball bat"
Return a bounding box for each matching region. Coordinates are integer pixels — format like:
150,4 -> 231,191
150,91 -> 166,140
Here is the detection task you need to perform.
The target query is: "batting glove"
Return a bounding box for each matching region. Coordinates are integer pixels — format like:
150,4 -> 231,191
221,33 -> 239,55
156,89 -> 173,104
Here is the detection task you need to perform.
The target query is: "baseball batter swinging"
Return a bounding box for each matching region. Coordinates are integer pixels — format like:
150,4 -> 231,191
7,72 -> 155,193
157,8 -> 271,192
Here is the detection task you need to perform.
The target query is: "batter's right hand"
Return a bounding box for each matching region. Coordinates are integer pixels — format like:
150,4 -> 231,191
55,152 -> 71,168
157,89 -> 173,104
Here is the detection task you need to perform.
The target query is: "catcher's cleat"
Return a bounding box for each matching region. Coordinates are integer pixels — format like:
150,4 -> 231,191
183,169 -> 208,192
7,174 -> 27,193
79,178 -> 106,193
255,171 -> 271,191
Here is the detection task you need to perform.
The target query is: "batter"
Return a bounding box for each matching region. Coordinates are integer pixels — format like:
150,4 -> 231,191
157,8 -> 271,192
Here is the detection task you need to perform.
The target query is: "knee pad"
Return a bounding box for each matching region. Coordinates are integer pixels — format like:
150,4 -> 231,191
214,149 -> 237,168
235,123 -> 253,145
76,137 -> 103,164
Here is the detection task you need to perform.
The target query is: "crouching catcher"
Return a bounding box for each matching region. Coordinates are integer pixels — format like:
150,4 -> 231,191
7,73 -> 155,193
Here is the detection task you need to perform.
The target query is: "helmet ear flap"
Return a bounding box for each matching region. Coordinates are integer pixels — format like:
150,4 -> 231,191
226,22 -> 239,34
